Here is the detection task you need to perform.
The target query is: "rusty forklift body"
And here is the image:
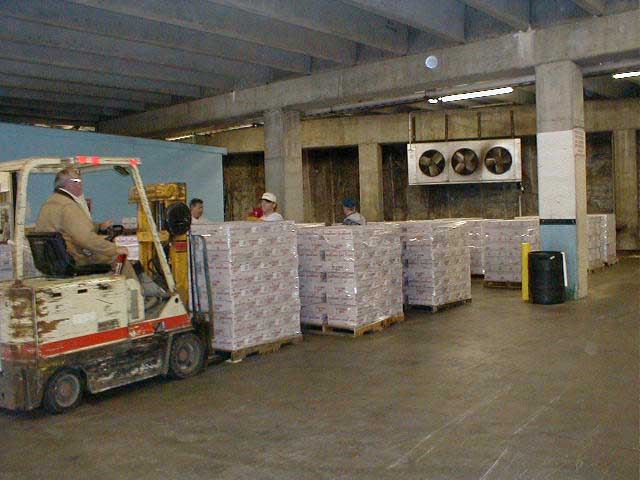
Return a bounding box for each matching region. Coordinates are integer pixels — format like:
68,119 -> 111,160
0,157 -> 211,413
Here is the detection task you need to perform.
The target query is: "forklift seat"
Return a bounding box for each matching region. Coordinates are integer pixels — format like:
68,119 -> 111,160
26,232 -> 112,278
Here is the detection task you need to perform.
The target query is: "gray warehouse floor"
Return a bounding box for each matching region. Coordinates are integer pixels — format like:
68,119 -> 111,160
1,258 -> 638,480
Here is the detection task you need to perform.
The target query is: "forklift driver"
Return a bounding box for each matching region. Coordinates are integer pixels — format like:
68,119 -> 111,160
35,167 -> 129,267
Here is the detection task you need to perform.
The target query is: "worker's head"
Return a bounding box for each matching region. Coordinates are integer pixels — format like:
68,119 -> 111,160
342,198 -> 357,216
55,168 -> 83,197
261,192 -> 277,214
190,198 -> 204,219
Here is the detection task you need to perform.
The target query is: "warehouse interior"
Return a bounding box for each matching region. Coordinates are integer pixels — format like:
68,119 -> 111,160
0,1 -> 638,479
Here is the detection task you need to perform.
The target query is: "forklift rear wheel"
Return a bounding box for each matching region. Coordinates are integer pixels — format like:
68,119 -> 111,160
43,369 -> 84,414
169,333 -> 204,379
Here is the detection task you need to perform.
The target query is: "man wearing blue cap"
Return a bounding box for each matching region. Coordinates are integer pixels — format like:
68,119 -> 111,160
342,198 -> 366,225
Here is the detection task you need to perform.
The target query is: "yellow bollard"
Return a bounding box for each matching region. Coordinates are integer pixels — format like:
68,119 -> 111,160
521,242 -> 531,301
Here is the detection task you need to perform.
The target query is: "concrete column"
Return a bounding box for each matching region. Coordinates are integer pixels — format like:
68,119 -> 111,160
613,129 -> 639,250
263,109 -> 304,222
358,143 -> 384,222
535,61 -> 588,299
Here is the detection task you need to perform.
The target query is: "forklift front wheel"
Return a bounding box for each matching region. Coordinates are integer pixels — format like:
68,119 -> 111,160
169,333 -> 204,379
43,368 -> 84,414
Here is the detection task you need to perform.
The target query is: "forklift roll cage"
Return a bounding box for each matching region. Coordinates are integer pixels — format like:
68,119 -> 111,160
4,156 -> 175,293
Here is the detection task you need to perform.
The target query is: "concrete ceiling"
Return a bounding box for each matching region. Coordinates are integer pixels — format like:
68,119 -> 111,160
0,0 -> 637,128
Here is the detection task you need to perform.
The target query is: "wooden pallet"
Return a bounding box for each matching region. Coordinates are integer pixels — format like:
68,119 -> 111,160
302,314 -> 405,337
215,335 -> 303,362
483,280 -> 522,290
406,298 -> 472,313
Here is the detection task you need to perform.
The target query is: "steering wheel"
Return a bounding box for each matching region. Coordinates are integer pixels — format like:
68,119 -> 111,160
105,224 -> 124,242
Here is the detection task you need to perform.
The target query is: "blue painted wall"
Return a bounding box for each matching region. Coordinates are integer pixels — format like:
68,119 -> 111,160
0,122 -> 226,224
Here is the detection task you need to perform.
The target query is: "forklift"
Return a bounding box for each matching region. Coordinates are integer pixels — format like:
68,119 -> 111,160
0,156 -> 213,413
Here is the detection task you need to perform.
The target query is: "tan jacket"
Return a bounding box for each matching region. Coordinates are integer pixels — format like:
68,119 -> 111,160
35,191 -> 117,266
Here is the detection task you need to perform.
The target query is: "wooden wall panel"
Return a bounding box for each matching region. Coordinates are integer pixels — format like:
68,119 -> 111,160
223,152 -> 265,221
586,132 -> 614,214
303,147 -> 359,224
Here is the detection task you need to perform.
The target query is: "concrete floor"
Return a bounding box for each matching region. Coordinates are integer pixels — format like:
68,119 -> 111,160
1,258 -> 638,480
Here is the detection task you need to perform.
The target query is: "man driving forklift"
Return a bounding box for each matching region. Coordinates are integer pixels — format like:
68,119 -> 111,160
33,167 -> 166,302
35,167 -> 129,266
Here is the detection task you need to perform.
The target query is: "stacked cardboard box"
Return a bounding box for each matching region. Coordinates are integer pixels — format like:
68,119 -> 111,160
402,221 -> 471,306
191,221 -> 301,351
483,219 -> 540,283
588,213 -> 617,269
587,215 -> 605,270
297,224 -> 403,330
115,235 -> 140,261
601,213 -> 617,265
461,219 -> 484,276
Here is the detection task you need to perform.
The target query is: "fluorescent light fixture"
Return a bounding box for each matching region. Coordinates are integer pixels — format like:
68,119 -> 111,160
428,98 -> 439,104
439,86 -> 514,103
612,71 -> 640,79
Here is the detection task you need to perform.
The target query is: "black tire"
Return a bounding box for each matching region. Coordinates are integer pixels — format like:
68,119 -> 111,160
43,369 -> 84,414
169,333 -> 204,379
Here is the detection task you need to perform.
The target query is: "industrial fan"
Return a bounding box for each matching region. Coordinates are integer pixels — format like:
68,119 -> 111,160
451,148 -> 479,176
418,149 -> 445,177
484,146 -> 513,175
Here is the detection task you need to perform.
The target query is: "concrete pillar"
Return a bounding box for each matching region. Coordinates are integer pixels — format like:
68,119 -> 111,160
613,129 -> 639,250
535,61 -> 588,299
358,143 -> 384,221
263,109 -> 304,222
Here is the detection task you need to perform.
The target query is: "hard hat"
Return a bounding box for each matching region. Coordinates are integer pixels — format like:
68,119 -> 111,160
261,192 -> 277,203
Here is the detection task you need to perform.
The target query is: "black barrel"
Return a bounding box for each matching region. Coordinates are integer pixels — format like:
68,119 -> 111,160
528,251 -> 566,305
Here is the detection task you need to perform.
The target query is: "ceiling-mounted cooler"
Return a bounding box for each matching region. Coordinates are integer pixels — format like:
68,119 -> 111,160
408,138 -> 521,185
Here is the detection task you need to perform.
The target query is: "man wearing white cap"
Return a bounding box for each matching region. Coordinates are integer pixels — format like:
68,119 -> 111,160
260,192 -> 283,221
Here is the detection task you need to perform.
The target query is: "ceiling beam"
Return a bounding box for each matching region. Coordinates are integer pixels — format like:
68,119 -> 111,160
210,0 -> 408,54
0,73 -> 173,105
0,106 -> 102,122
583,76 -> 639,98
0,87 -> 148,111
0,41 -> 239,91
67,0 -> 357,64
99,11 -> 639,137
0,0 -> 310,75
0,113 -> 97,126
0,97 -> 124,117
343,0 -> 466,43
458,0 -> 530,30
0,59 -> 212,99
0,17 -> 273,85
571,0 -> 606,15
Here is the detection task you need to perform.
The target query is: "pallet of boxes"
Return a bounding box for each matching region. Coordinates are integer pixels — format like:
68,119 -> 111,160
191,221 -> 302,362
297,224 -> 404,336
402,220 -> 472,312
483,218 -> 540,288
587,213 -> 617,272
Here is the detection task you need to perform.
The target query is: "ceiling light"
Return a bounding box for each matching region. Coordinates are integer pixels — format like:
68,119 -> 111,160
612,71 -> 640,79
428,98 -> 439,104
425,56 -> 438,69
439,87 -> 514,103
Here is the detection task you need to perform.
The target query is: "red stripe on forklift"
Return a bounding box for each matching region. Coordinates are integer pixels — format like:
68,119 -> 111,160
38,315 -> 191,358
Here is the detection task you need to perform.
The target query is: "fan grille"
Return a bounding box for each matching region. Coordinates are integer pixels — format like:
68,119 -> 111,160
484,147 -> 513,175
418,150 -> 445,177
451,148 -> 479,176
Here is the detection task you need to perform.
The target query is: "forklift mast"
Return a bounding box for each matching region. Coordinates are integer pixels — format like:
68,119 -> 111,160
129,183 -> 190,306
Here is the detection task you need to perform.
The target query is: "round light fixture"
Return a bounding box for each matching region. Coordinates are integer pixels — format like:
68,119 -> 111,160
425,56 -> 438,69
